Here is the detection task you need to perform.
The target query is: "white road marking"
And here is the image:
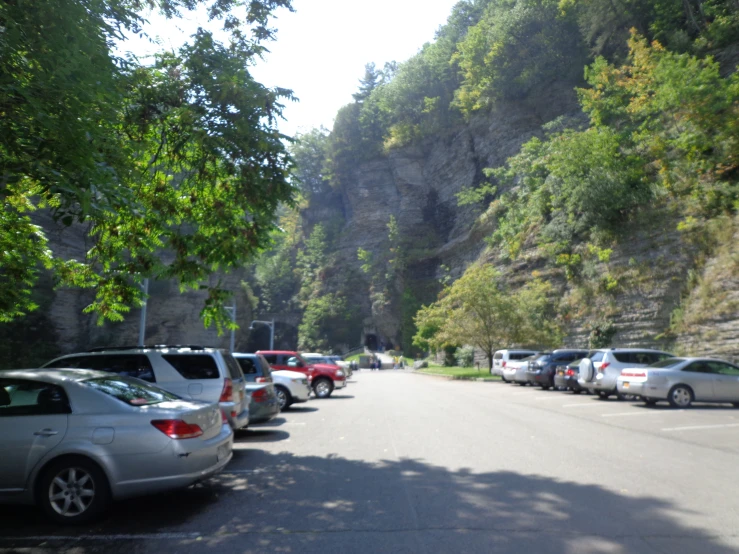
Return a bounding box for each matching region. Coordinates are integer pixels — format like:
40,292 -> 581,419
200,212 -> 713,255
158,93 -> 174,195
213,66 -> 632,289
601,411 -> 667,418
533,395 -> 566,401
0,533 -> 201,541
662,423 -> 739,432
562,402 -> 604,408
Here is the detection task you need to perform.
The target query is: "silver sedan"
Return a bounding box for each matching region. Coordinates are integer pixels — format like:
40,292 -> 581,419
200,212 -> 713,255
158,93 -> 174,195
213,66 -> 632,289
616,357 -> 739,408
0,368 -> 233,523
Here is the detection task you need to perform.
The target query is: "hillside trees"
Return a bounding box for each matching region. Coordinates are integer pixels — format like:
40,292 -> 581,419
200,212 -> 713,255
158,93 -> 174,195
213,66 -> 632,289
0,0 -> 295,329
414,264 -> 562,370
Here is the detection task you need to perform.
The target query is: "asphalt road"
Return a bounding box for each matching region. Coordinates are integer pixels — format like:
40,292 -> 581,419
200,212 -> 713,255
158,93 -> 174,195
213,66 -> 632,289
2,371 -> 739,553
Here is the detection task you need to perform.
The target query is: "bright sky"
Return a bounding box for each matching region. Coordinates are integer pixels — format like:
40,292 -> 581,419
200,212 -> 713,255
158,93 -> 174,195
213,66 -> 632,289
124,0 -> 461,138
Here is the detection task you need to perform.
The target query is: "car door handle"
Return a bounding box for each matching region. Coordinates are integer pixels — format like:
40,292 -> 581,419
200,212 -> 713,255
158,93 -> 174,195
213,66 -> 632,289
34,429 -> 58,436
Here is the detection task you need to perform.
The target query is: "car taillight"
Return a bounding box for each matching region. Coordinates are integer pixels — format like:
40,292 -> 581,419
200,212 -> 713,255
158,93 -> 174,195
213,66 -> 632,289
256,376 -> 272,383
151,419 -> 203,439
502,361 -> 507,368
252,388 -> 268,403
598,362 -> 610,372
566,369 -> 575,377
221,409 -> 228,424
219,378 -> 233,402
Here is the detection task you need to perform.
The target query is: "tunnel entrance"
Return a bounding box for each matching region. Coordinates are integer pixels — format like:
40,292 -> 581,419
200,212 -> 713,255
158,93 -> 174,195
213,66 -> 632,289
364,333 -> 378,352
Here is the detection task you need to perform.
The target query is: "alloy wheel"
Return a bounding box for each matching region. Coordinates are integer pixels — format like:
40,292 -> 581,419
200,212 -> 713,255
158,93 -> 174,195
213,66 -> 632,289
48,467 -> 96,518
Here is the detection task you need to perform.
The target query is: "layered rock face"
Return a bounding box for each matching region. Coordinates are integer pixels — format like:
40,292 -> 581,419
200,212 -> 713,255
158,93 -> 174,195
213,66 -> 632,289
310,94 -> 739,360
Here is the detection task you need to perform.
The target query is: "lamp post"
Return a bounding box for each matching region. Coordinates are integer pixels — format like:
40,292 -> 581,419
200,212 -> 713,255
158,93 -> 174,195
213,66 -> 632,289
137,278 -> 149,347
224,299 -> 237,353
249,319 -> 275,350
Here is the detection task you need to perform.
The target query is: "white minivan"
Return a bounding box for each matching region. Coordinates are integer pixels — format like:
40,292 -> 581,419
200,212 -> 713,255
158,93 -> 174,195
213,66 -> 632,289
492,349 -> 537,381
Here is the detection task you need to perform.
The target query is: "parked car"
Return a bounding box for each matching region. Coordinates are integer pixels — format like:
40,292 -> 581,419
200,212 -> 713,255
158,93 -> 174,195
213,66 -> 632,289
554,356 -> 592,394
492,349 -> 538,381
0,369 -> 233,523
258,350 -> 346,398
617,357 -> 739,408
232,353 -> 311,411
43,345 -> 250,430
525,349 -> 590,390
302,353 -> 352,377
505,354 -> 541,385
578,348 -> 674,399
245,382 -> 280,424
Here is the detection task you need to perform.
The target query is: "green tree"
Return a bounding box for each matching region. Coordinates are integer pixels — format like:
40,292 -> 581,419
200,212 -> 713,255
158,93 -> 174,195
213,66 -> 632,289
414,264 -> 562,370
291,128 -> 332,198
0,0 -> 295,330
353,62 -> 383,102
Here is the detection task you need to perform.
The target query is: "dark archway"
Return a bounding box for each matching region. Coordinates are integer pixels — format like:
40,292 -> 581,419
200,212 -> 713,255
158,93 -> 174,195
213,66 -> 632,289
364,334 -> 378,352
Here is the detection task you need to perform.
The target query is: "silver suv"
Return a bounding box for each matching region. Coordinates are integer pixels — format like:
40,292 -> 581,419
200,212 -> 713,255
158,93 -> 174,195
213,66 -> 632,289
578,348 -> 673,399
43,346 -> 250,430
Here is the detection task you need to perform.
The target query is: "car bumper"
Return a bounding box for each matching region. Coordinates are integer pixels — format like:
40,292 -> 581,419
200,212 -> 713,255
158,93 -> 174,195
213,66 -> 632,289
556,375 -> 584,391
224,405 -> 250,430
249,400 -> 281,424
618,380 -> 666,399
502,369 -> 516,381
112,425 -> 234,500
334,379 -> 347,389
290,383 -> 311,402
513,368 -> 530,383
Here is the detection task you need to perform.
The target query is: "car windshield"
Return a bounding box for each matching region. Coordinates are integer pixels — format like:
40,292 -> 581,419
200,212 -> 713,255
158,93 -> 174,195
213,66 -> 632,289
521,355 -> 538,361
534,354 -> 552,362
84,377 -> 179,406
648,357 -> 683,368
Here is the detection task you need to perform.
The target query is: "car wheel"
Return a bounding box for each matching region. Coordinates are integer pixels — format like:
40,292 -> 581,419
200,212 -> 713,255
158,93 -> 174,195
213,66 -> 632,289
541,385 -> 550,391
572,389 -> 582,395
313,378 -> 334,398
616,393 -> 636,401
733,403 -> 739,408
274,385 -> 292,410
517,382 -> 527,386
38,457 -> 110,524
644,398 -> 657,406
596,391 -> 609,400
668,385 -> 693,408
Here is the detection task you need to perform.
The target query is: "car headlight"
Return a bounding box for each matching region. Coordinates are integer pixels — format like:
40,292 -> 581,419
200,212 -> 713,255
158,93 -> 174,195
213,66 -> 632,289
299,379 -> 308,385
336,370 -> 344,377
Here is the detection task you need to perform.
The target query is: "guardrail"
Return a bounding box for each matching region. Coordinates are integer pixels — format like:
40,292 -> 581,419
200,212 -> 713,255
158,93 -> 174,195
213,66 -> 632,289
343,346 -> 366,357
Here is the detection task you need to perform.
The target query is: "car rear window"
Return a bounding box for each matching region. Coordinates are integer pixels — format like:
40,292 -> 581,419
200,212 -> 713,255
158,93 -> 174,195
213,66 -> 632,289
510,353 -> 533,360
84,377 -> 179,406
258,355 -> 273,379
237,356 -> 259,375
590,352 -> 605,362
44,355 -> 156,383
162,355 -> 220,380
222,354 -> 244,380
613,351 -> 669,364
650,358 -> 683,368
493,352 -> 503,360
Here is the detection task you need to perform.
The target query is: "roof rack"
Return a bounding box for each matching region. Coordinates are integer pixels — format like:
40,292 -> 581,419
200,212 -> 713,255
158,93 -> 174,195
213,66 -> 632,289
87,344 -> 207,352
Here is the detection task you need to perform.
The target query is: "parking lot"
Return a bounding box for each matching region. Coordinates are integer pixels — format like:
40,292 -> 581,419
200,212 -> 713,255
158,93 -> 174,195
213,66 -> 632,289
2,371 -> 739,553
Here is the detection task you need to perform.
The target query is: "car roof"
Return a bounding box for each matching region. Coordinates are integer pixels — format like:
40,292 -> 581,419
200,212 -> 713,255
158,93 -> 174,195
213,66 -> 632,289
256,350 -> 298,355
0,368 -> 112,383
232,352 -> 257,357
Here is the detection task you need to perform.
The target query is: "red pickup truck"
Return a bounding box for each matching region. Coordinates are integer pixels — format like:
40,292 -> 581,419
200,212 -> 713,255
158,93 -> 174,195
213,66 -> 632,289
257,350 -> 347,398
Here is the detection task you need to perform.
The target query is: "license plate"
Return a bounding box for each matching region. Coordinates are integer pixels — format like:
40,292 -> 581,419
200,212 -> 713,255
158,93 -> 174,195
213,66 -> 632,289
217,444 -> 231,462
557,370 -> 564,376
622,382 -> 630,389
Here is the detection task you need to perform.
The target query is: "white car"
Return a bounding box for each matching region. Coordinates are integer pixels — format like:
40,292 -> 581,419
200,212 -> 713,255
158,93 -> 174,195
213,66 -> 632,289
271,370 -> 312,409
502,353 -> 540,384
493,349 -> 537,380
578,348 -> 673,399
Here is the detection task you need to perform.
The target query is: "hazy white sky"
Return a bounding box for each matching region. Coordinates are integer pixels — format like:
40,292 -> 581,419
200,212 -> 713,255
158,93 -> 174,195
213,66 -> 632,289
125,0 -> 461,137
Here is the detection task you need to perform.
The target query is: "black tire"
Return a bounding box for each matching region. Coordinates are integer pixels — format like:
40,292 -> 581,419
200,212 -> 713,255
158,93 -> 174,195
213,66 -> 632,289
668,385 -> 693,408
616,393 -> 636,401
37,456 -> 111,524
596,391 -> 610,400
274,385 -> 292,410
541,385 -> 550,391
644,398 -> 658,406
517,382 -> 528,386
572,389 -> 582,395
313,378 -> 334,398
733,403 -> 739,408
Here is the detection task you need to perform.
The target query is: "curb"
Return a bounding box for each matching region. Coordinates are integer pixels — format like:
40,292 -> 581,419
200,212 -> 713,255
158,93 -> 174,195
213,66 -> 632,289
413,371 -> 501,382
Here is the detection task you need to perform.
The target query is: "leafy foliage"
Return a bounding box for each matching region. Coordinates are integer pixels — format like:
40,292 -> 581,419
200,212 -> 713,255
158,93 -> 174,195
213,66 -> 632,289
0,0 -> 296,330
414,264 -> 562,369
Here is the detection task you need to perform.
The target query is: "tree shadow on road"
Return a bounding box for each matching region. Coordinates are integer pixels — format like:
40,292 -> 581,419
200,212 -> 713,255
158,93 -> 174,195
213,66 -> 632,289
0,451 -> 733,553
